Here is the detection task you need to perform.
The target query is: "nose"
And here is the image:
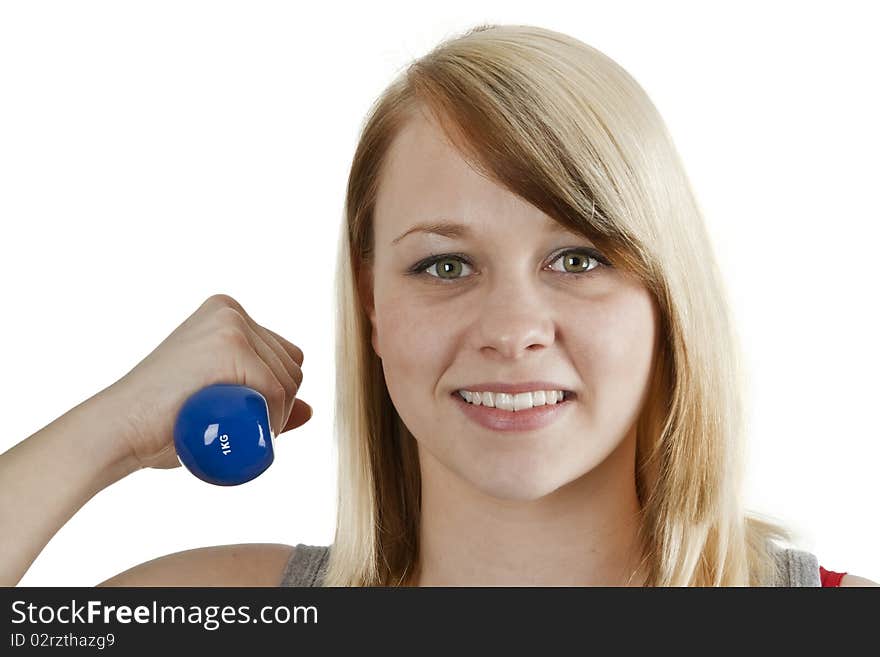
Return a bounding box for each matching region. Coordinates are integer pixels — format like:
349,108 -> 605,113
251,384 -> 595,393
469,275 -> 556,360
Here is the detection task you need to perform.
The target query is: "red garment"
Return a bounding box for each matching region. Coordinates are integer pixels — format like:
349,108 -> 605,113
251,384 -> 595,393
819,565 -> 847,587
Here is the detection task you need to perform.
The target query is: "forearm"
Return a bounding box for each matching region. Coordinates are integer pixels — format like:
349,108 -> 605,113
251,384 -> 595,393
0,386 -> 141,586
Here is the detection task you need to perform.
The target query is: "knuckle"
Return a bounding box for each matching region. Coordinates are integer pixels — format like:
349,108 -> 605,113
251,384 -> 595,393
214,305 -> 247,330
203,293 -> 228,309
204,293 -> 242,313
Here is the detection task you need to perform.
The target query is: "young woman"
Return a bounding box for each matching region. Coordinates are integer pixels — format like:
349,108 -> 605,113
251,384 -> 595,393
1,24 -> 874,587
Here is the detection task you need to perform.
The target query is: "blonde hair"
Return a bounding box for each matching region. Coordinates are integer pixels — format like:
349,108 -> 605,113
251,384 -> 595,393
323,23 -> 791,586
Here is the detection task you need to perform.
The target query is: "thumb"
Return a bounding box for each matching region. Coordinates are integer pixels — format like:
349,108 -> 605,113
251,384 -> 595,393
280,397 -> 313,435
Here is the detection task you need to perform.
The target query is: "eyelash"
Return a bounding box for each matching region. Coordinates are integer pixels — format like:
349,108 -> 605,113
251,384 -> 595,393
407,248 -> 612,283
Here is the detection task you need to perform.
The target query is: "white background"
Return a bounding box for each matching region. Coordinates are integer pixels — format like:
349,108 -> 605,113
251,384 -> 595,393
1,1 -> 877,586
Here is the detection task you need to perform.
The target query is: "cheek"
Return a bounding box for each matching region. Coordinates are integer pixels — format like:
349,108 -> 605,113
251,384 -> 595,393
376,295 -> 445,357
572,289 -> 656,423
374,293 -> 462,448
374,292 -> 456,396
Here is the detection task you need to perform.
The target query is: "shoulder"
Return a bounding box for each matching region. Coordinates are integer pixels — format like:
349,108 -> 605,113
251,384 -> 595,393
96,543 -> 296,587
839,573 -> 880,587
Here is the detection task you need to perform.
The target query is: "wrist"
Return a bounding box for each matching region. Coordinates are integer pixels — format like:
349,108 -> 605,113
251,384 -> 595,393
74,384 -> 145,486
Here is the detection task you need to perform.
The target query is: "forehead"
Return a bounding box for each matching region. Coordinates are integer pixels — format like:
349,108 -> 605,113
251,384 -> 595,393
374,110 -> 566,242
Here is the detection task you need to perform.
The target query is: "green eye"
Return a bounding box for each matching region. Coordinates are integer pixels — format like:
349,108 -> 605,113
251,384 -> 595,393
427,258 -> 468,280
554,251 -> 599,274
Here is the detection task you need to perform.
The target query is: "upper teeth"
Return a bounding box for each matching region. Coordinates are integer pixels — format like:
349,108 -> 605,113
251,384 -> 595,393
458,389 -> 566,411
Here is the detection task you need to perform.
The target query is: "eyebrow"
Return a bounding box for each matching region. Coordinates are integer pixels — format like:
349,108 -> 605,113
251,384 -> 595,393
391,219 -> 572,245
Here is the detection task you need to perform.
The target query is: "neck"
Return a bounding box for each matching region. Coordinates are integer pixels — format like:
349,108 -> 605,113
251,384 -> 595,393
407,427 -> 646,587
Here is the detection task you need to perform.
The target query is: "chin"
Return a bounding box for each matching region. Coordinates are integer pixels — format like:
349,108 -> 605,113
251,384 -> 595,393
467,468 -> 570,503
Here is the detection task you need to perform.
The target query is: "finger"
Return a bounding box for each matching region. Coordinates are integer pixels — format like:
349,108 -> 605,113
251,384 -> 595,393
263,326 -> 304,367
256,327 -> 303,390
281,397 -> 313,434
216,300 -> 301,425
235,346 -> 289,438
222,308 -> 295,429
218,298 -> 303,385
245,328 -> 297,429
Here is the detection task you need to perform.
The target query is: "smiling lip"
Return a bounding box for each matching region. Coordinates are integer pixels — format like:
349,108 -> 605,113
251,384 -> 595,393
455,381 -> 575,396
451,389 -> 574,432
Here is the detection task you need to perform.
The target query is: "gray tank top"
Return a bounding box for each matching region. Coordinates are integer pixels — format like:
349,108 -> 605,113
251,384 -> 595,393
278,543 -> 821,586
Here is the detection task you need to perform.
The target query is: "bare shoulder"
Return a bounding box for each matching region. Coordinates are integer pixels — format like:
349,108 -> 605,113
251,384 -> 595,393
96,543 -> 296,587
839,573 -> 880,587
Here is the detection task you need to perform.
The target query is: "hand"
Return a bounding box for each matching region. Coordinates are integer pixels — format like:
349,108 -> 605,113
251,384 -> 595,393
103,294 -> 311,470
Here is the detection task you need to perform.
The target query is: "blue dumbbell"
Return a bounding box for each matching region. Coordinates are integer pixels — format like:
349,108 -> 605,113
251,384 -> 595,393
174,384 -> 275,486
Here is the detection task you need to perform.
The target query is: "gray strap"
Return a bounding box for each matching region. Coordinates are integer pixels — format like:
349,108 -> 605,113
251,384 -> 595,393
280,544 -> 330,587
772,545 -> 821,587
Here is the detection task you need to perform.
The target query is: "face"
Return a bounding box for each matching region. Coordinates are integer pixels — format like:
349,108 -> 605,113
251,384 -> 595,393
362,107 -> 659,502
